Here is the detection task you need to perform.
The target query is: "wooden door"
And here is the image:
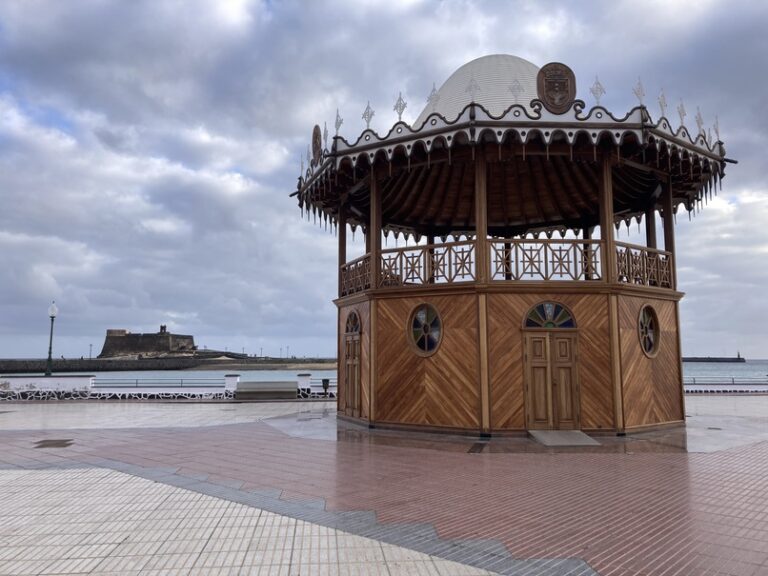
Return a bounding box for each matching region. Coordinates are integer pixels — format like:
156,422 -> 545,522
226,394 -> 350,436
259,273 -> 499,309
551,334 -> 579,429
344,333 -> 361,417
525,334 -> 552,429
524,333 -> 579,430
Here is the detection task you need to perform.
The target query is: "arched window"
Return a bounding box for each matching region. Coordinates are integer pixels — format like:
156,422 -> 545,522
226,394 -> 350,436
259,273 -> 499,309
345,312 -> 361,334
409,304 -> 442,355
525,302 -> 576,329
638,305 -> 660,357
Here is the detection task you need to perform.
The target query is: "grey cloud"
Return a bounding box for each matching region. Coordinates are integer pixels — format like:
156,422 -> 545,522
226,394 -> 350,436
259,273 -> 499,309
0,0 -> 765,358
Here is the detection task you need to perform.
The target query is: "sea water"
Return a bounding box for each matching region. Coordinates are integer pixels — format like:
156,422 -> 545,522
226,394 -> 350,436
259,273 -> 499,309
682,360 -> 768,380
85,369 -> 337,382
25,361 -> 768,383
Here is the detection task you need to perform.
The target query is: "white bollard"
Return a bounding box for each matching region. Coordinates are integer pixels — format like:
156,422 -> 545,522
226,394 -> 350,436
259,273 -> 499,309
224,374 -> 240,391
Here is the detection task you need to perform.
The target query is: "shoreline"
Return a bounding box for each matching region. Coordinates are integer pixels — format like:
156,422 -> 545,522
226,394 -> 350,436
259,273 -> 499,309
187,362 -> 336,371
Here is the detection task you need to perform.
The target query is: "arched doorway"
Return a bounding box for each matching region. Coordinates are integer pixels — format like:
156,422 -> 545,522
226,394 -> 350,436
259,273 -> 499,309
344,312 -> 362,417
523,302 -> 580,430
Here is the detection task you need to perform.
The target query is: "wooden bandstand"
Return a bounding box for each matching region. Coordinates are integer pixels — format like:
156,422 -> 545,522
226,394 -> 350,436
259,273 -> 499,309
293,55 -> 728,435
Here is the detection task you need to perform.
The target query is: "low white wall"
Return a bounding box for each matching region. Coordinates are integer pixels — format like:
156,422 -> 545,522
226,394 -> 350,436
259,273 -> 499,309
0,375 -> 94,392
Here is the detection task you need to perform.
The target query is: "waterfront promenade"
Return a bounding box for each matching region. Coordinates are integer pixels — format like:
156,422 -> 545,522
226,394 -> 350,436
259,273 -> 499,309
1,397 -> 767,575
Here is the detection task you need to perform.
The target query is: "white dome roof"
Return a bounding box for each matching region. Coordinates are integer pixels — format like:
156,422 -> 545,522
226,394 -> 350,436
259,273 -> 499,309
414,54 -> 540,127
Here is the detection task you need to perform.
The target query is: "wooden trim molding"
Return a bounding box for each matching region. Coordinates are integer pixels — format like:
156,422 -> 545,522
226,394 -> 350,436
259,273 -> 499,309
609,294 -> 625,433
478,293 -> 490,433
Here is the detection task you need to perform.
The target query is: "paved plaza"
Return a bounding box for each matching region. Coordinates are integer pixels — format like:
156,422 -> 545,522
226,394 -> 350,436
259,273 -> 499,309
1,397 -> 767,575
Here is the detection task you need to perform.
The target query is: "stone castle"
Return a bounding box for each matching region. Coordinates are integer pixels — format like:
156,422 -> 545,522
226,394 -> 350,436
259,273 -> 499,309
98,325 -> 197,359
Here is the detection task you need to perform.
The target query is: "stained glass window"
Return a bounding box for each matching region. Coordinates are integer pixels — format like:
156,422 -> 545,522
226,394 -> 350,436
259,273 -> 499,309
410,304 -> 442,354
638,305 -> 659,356
525,302 -> 576,328
345,312 -> 361,334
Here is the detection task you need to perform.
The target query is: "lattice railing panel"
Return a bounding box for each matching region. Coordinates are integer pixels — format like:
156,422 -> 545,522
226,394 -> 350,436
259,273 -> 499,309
489,239 -> 603,281
340,254 -> 371,296
379,241 -> 475,287
615,242 -> 674,289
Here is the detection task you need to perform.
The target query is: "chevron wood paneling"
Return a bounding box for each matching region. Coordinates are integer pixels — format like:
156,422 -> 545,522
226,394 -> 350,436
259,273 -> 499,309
376,294 -> 480,429
488,293 -> 614,431
338,302 -> 371,419
342,290 -> 679,432
618,296 -> 683,428
487,294 -> 525,430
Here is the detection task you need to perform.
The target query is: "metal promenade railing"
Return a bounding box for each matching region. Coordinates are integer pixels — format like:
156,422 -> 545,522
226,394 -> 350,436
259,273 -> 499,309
92,378 -> 225,388
684,376 -> 768,394
683,376 -> 768,386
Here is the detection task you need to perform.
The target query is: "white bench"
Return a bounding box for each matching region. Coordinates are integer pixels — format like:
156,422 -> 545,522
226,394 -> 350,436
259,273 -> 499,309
235,380 -> 297,400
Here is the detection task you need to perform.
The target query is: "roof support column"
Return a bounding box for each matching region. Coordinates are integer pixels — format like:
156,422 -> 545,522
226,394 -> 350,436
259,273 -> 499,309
662,177 -> 677,290
645,205 -> 657,250
426,234 -> 435,284
598,153 -> 616,283
582,225 -> 594,281
474,151 -> 488,283
368,167 -> 381,425
600,153 -> 624,434
475,149 -> 490,434
338,205 -> 346,297
369,168 -> 381,289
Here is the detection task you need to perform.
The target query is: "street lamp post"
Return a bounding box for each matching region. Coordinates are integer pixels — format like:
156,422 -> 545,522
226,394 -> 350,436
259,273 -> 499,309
45,301 -> 58,376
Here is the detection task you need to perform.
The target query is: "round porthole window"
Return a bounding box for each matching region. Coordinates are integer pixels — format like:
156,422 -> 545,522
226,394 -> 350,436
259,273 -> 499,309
638,305 -> 660,357
409,304 -> 442,356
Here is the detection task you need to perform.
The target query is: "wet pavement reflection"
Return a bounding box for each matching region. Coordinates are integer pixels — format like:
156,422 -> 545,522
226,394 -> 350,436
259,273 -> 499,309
263,395 -> 768,455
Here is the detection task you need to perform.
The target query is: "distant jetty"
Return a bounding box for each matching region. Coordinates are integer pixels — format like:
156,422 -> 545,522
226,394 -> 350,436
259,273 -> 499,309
682,355 -> 746,363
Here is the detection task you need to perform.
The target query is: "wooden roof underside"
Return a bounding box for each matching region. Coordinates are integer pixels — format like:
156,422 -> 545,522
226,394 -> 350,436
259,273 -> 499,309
303,136 -> 720,236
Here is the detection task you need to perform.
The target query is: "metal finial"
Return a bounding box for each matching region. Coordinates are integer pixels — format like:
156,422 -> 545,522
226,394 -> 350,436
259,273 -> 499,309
362,101 -> 375,130
300,154 -> 304,174
427,82 -> 440,112
508,79 -> 523,103
695,107 -> 704,135
335,108 -> 343,136
632,77 -> 645,105
714,115 -> 720,141
590,76 -> 605,106
708,127 -> 712,143
466,77 -> 480,101
323,121 -> 328,148
677,99 -> 687,128
393,92 -> 407,122
658,89 -> 667,118
306,146 -> 311,168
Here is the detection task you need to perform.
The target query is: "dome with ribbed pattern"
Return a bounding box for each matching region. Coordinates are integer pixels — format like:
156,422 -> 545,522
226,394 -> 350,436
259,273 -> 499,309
414,54 -> 539,127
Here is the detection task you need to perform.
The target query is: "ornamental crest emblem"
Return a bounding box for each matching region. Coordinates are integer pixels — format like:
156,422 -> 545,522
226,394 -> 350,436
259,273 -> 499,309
537,62 -> 576,115
311,124 -> 322,166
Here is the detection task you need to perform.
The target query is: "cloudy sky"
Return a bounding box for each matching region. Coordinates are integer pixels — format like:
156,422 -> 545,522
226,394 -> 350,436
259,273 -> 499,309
0,0 -> 766,359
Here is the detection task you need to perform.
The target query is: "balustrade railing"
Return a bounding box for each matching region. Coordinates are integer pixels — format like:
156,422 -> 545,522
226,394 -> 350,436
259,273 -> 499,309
615,242 -> 673,289
340,254 -> 371,296
489,239 -> 603,281
338,238 -> 674,297
379,241 -> 476,287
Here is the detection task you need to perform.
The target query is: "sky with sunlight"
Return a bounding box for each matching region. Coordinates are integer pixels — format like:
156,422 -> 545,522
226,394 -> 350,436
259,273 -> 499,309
0,0 -> 766,358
